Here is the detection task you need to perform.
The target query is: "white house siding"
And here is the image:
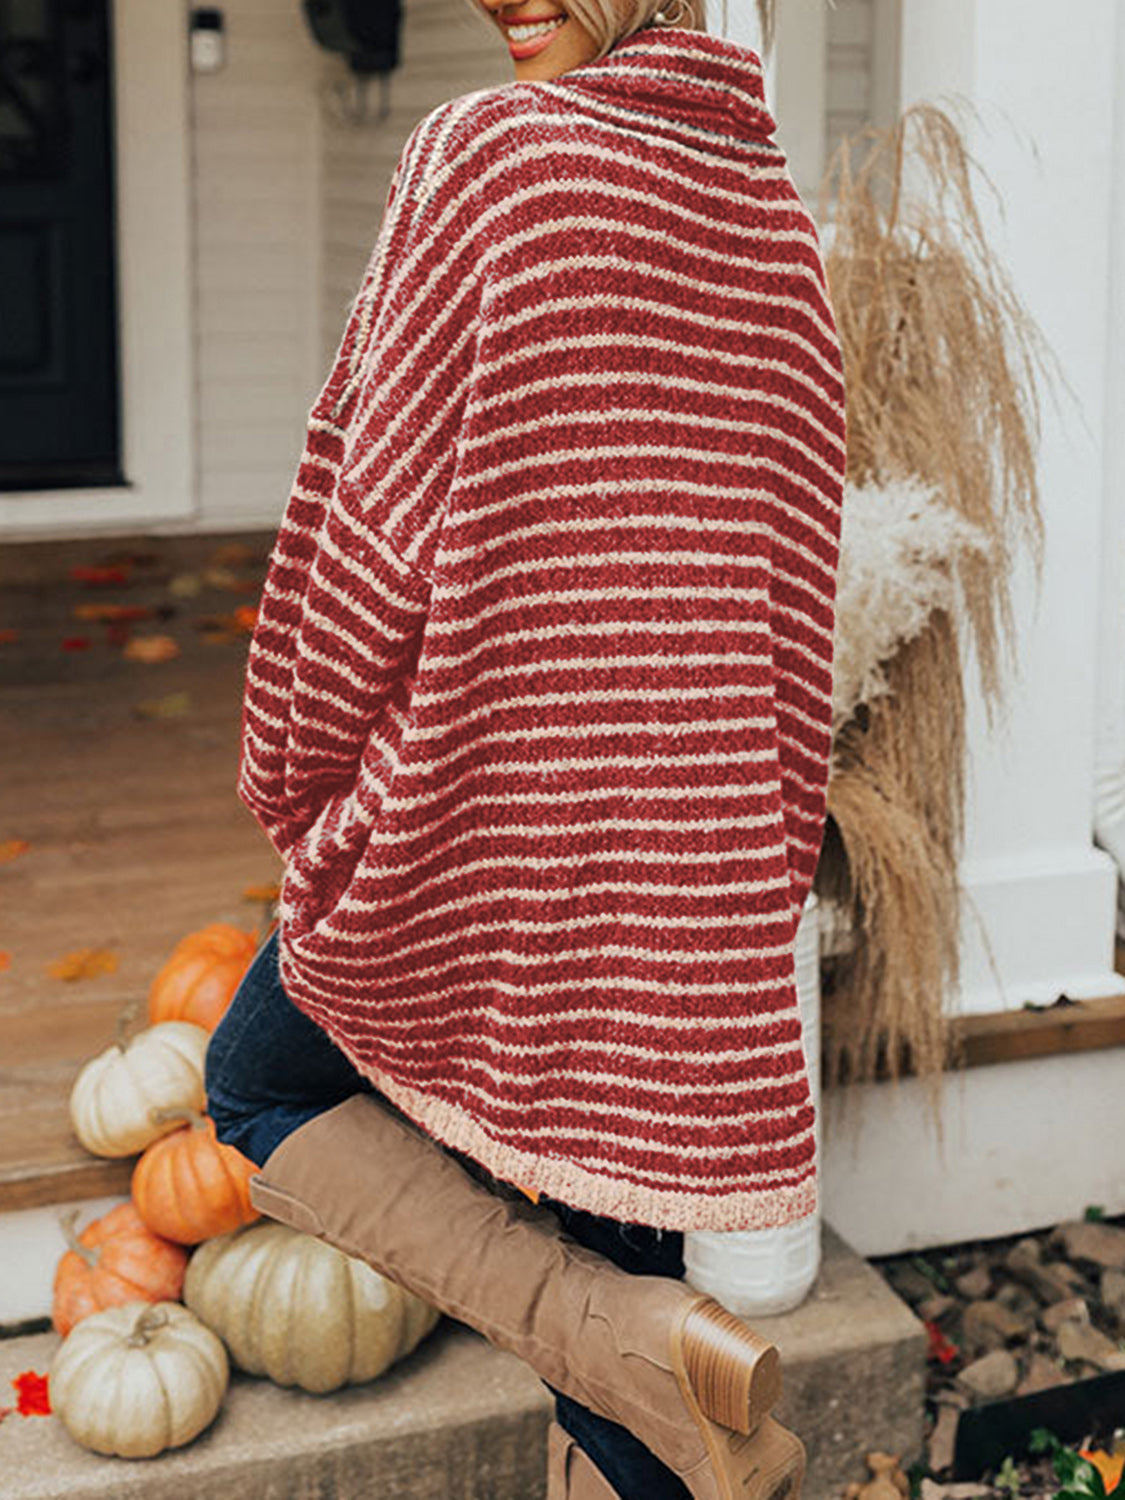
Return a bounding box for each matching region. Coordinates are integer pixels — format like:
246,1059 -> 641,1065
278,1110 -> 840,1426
319,0 -> 509,375
190,0 -> 320,531
825,0 -> 901,176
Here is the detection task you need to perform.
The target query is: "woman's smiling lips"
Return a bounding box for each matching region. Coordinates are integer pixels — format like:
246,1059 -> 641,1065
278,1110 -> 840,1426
501,11 -> 568,58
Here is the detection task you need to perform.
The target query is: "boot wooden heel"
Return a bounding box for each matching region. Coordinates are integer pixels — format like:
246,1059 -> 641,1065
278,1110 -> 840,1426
679,1297 -> 782,1435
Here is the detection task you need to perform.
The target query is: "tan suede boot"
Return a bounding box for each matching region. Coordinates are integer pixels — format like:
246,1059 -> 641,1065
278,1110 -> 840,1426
248,1093 -> 806,1500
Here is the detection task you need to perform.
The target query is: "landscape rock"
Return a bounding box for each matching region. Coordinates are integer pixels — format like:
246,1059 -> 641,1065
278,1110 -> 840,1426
1016,1352 -> 1070,1396
927,1404 -> 960,1474
1006,1239 -> 1087,1303
886,1262 -> 940,1304
995,1282 -> 1040,1321
918,1294 -> 956,1322
921,1485 -> 993,1500
1006,1237 -> 1043,1269
1056,1318 -> 1125,1371
957,1349 -> 1019,1399
1051,1221 -> 1125,1270
1039,1297 -> 1090,1333
954,1265 -> 992,1300
1101,1268 -> 1125,1327
961,1298 -> 1032,1354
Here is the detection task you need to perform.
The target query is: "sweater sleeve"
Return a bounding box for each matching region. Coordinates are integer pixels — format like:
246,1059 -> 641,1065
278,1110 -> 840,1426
237,99 -> 489,862
768,266 -> 847,931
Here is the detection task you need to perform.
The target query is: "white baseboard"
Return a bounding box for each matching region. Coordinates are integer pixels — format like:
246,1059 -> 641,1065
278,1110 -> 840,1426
821,1045 -> 1125,1255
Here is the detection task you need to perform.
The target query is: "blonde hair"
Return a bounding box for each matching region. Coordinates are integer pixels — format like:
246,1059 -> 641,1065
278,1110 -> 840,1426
463,0 -> 776,64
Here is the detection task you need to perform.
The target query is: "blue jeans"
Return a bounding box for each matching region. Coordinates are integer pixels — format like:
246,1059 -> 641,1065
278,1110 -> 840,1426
206,927 -> 691,1500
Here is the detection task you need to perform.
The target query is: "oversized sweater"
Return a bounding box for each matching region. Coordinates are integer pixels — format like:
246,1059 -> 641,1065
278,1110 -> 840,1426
237,23 -> 847,1232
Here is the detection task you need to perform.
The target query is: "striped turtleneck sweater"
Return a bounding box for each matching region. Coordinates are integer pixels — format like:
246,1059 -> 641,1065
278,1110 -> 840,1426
237,24 -> 847,1232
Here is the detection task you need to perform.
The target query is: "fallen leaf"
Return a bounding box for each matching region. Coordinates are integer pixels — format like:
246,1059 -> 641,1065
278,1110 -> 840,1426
0,839 -> 30,862
69,564 -> 131,587
168,571 -> 203,599
133,691 -> 193,720
243,882 -> 281,902
46,947 -> 120,981
123,633 -> 180,664
13,1371 -> 51,1416
924,1320 -> 959,1365
197,609 -> 256,639
72,603 -> 154,622
0,952 -> 11,972
203,565 -> 241,590
60,635 -> 92,651
208,542 -> 259,568
105,620 -> 134,648
0,628 -> 19,645
1081,1451 -> 1125,1494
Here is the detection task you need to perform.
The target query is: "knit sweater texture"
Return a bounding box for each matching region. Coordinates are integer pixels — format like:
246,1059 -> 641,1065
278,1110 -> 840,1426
238,23 -> 847,1232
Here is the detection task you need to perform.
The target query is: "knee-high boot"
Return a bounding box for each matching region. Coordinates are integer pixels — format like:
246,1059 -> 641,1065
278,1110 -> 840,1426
248,1093 -> 806,1500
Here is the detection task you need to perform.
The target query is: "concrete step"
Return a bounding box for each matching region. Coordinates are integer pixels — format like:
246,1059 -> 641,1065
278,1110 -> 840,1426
0,1224 -> 925,1500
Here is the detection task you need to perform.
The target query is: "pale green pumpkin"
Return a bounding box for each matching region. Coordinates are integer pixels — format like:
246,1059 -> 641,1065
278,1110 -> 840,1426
50,1300 -> 229,1458
183,1220 -> 441,1393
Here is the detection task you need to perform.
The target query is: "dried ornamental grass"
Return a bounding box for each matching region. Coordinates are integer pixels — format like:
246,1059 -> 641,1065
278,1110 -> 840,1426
813,102 -> 1065,1107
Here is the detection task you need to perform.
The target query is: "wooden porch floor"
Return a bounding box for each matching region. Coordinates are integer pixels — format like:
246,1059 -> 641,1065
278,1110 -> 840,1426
0,531 -> 282,1211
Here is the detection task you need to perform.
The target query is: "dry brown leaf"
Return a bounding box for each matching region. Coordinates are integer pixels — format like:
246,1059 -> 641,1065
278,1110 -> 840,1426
0,839 -> 30,863
73,603 -> 155,623
208,542 -> 259,568
168,572 -> 203,599
47,946 -> 120,981
133,691 -> 193,720
123,633 -> 180,664
243,882 -> 281,902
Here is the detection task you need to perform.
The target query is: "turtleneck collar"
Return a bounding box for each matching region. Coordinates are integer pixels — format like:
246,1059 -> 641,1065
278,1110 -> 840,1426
536,25 -> 778,153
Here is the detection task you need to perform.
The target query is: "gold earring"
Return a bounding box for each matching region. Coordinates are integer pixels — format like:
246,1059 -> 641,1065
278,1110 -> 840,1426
653,0 -> 691,25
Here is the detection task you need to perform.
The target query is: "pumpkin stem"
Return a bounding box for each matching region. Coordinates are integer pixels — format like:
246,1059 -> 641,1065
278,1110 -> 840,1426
114,996 -> 141,1051
127,1305 -> 171,1346
57,1207 -> 100,1269
149,1105 -> 207,1131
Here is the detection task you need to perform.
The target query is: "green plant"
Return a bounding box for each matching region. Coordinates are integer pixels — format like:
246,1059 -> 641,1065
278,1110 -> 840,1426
995,1455 -> 1022,1497
1029,1429 -> 1125,1500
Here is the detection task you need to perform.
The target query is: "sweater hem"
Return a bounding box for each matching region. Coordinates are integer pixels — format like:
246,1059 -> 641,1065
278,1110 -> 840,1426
358,1058 -> 816,1233
283,979 -> 817,1232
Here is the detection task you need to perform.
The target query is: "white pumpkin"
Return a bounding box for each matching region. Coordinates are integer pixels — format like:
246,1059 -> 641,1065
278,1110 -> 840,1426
184,1220 -> 441,1393
69,1021 -> 209,1157
50,1300 -> 229,1457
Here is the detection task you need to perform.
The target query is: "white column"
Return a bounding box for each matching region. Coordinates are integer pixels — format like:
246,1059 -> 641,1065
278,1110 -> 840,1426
1092,7 -> 1125,931
822,0 -> 1125,1253
899,0 -> 1123,1014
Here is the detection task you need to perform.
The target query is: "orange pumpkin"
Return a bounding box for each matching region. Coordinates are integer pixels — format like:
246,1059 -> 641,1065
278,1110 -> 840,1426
132,1108 -> 260,1245
147,923 -> 258,1032
52,1202 -> 188,1337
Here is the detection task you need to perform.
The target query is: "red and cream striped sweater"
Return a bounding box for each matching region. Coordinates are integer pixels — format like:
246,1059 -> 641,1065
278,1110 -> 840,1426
238,24 -> 846,1231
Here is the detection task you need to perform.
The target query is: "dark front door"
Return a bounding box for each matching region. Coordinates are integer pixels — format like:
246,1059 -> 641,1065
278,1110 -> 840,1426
0,0 -> 121,491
